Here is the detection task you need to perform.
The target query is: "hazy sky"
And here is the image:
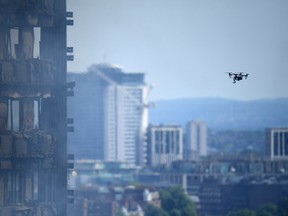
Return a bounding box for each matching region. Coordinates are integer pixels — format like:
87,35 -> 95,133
67,0 -> 288,101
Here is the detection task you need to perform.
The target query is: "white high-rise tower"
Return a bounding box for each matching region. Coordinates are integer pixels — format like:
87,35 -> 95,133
185,121 -> 207,160
93,64 -> 149,165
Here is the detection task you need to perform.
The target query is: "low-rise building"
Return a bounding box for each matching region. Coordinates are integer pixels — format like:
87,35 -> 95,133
199,181 -> 288,216
265,128 -> 288,161
147,124 -> 183,166
68,186 -> 161,216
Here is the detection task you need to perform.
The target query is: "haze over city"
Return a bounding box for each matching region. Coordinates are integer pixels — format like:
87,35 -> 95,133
67,0 -> 288,101
1,1 -> 288,216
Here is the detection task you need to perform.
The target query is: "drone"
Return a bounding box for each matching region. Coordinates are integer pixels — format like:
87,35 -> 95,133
226,72 -> 249,83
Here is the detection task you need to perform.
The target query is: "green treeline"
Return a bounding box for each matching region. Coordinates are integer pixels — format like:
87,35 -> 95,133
227,197 -> 288,216
145,187 -> 288,216
145,186 -> 197,216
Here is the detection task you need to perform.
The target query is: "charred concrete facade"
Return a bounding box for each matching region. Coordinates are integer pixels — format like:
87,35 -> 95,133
0,1 -> 71,215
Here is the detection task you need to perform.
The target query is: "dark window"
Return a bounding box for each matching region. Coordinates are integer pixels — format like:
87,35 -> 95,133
285,132 -> 288,155
274,133 -> 278,156
280,132 -> 283,155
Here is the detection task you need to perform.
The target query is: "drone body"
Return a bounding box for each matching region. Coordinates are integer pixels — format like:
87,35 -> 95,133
226,72 -> 249,83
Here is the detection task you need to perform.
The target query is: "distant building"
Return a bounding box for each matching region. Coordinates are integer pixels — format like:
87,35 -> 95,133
69,160 -> 141,187
136,158 -> 288,214
84,199 -> 117,216
199,181 -> 288,216
185,121 -> 207,160
68,186 -> 160,216
68,64 -> 149,165
147,124 -> 183,166
265,128 -> 288,161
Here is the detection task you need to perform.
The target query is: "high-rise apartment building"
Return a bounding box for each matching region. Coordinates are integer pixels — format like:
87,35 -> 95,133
265,128 -> 288,160
147,125 -> 183,166
185,121 -> 207,160
68,64 -> 148,165
0,1 -> 71,215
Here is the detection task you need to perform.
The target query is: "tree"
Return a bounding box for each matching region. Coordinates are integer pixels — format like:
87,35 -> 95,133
145,205 -> 169,216
160,186 -> 197,216
227,197 -> 288,216
182,205 -> 197,216
277,197 -> 288,216
171,209 -> 181,216
256,203 -> 278,216
159,188 -> 175,213
227,209 -> 256,216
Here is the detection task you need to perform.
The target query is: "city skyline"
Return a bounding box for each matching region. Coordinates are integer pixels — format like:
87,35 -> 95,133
67,0 -> 288,101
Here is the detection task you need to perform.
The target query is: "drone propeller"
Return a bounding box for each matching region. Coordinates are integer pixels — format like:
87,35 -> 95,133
225,72 -> 233,78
